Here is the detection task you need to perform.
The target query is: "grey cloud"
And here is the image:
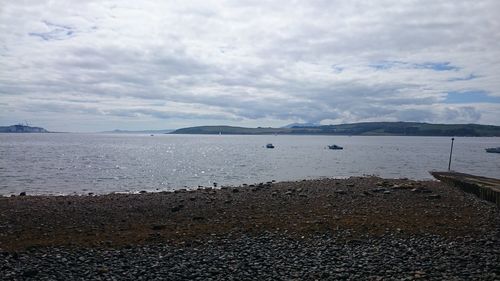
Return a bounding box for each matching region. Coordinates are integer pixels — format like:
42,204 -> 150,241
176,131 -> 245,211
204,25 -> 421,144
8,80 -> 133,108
29,21 -> 76,41
1,0 -> 499,131
393,106 -> 481,124
443,106 -> 481,122
106,108 -> 238,121
448,74 -> 480,82
395,109 -> 437,123
23,101 -> 102,115
20,99 -> 236,121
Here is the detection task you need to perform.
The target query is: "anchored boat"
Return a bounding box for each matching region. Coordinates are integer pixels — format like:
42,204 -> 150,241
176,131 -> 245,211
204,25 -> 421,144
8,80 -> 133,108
266,143 -> 275,149
485,147 -> 500,153
328,144 -> 343,150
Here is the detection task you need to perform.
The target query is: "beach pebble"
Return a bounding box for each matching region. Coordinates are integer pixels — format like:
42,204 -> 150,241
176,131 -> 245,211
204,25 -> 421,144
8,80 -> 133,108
2,234 -> 498,280
171,205 -> 184,212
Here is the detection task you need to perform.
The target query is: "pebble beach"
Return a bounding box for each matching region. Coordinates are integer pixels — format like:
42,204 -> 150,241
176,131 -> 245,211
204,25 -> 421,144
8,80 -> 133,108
1,177 -> 499,280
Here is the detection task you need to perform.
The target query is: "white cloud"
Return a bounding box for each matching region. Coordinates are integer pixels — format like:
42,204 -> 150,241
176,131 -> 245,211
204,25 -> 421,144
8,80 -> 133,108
1,0 -> 499,131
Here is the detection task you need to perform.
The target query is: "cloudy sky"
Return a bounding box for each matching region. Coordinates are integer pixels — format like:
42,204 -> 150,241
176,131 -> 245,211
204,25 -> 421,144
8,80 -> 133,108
1,0 -> 500,132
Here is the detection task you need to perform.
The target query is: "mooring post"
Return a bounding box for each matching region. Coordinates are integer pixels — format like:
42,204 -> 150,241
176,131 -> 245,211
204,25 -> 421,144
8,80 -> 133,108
448,137 -> 455,171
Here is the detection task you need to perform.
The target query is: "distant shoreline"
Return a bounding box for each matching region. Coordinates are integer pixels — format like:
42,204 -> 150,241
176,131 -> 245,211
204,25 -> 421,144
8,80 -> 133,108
170,122 -> 500,137
3,131 -> 500,137
0,125 -> 49,133
3,121 -> 500,136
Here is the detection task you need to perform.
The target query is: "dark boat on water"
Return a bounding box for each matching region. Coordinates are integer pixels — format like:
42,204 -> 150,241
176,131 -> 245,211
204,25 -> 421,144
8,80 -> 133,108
266,143 -> 275,149
328,145 -> 343,150
485,147 -> 500,153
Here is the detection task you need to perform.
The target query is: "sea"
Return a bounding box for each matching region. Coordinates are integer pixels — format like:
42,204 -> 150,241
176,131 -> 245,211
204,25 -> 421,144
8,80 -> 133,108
1,133 -> 499,196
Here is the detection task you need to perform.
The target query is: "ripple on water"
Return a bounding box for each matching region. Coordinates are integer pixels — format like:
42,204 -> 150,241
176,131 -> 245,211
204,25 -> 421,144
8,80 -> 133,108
1,134 -> 499,195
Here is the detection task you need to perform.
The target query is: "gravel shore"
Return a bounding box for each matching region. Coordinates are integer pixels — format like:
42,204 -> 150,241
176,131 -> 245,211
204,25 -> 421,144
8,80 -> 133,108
1,177 -> 499,280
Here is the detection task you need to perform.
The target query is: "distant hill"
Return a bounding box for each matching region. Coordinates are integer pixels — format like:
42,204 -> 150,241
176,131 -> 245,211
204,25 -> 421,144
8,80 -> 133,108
171,122 -> 500,136
101,129 -> 174,134
172,125 -> 291,135
0,125 -> 49,133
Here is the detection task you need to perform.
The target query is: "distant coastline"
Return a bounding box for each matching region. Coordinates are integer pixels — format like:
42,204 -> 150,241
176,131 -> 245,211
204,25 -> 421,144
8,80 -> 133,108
0,125 -> 49,133
170,122 -> 500,137
3,122 -> 500,136
100,129 -> 174,134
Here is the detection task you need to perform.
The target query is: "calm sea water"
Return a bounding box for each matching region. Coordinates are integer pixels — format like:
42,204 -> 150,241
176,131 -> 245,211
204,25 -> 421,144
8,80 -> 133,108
1,133 -> 499,195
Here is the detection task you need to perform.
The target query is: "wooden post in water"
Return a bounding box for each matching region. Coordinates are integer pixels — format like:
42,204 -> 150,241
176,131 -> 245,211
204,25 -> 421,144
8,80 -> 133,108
448,137 -> 455,171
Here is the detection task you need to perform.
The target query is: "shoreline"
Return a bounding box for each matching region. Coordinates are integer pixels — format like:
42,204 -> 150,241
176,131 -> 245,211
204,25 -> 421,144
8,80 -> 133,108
1,176 -> 498,251
2,173 -> 440,198
1,176 -> 499,280
2,176 -> 424,198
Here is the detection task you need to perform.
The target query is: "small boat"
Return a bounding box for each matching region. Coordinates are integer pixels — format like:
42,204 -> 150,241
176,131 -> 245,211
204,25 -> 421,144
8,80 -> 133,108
266,143 -> 275,149
485,147 -> 500,153
328,144 -> 343,150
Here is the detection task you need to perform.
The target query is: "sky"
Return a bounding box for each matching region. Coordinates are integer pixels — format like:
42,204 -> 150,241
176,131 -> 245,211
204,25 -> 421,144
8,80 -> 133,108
1,0 -> 500,132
